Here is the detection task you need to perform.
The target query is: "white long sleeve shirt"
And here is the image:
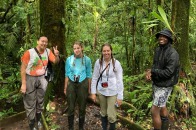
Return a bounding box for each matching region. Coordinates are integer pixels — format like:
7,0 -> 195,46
91,59 -> 124,100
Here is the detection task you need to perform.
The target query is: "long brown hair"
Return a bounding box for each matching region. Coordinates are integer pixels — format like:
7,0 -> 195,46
99,43 -> 115,71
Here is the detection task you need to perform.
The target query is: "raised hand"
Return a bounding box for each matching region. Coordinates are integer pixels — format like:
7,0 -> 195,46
53,46 -> 59,56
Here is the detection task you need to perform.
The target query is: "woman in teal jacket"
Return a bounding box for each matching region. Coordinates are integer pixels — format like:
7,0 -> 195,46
64,41 -> 92,130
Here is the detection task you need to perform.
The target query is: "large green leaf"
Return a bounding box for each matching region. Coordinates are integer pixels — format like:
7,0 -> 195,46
151,6 -> 173,33
158,6 -> 172,32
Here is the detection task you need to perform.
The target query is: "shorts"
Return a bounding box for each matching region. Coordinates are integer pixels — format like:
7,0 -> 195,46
152,85 -> 173,107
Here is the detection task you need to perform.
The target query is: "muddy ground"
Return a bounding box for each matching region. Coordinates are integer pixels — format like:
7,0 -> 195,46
0,96 -> 193,130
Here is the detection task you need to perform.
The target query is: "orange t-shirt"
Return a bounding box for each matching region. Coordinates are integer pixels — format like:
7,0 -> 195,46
21,48 -> 56,76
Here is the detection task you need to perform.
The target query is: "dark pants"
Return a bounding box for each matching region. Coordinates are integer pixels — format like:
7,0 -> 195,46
67,78 -> 89,117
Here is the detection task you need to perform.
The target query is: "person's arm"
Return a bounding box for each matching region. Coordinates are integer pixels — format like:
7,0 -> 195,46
20,51 -> 30,93
64,77 -> 69,95
20,62 -> 27,94
151,51 -> 179,79
90,60 -> 99,102
88,78 -> 92,94
64,57 -> 71,95
54,55 -> 60,64
115,60 -> 124,106
86,57 -> 92,94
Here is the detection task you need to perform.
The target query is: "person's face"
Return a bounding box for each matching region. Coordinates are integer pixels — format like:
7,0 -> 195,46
102,45 -> 112,60
73,44 -> 83,57
158,35 -> 169,45
37,37 -> 48,51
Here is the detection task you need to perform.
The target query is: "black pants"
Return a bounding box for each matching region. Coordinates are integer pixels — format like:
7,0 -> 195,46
66,78 -> 89,117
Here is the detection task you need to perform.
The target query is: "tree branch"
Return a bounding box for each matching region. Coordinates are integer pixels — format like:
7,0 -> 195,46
0,0 -> 18,24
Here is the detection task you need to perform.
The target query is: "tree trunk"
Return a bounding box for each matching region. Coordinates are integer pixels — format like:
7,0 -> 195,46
40,0 -> 65,96
124,20 -> 130,68
171,0 -> 196,119
171,0 -> 191,71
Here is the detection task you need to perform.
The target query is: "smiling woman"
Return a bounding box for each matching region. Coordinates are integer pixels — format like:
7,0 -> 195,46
20,36 -> 60,130
90,43 -> 124,130
37,36 -> 48,51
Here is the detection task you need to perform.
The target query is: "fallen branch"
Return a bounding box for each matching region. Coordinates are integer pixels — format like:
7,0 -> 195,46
121,101 -> 137,111
41,113 -> 49,130
117,114 -> 145,130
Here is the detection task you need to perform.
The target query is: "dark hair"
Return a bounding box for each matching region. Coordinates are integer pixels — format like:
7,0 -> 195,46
72,41 -> 85,66
37,36 -> 48,40
99,43 -> 116,72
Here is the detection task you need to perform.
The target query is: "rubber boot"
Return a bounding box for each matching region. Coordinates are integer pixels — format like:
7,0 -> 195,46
36,113 -> 43,130
68,115 -> 74,130
109,122 -> 116,130
29,119 -> 37,130
161,116 -> 169,130
101,116 -> 108,130
79,116 -> 85,130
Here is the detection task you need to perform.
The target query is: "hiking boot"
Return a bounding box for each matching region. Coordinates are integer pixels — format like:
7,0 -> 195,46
38,121 -> 43,130
79,116 -> 85,130
161,116 -> 169,130
109,122 -> 116,130
68,115 -> 74,130
29,119 -> 36,130
101,116 -> 108,130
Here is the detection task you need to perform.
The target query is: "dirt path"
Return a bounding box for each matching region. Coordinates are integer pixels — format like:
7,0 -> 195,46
0,97 -> 129,130
45,98 -> 129,130
1,97 -> 188,130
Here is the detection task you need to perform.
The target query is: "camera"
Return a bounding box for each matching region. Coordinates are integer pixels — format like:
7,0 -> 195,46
74,75 -> 80,83
101,82 -> 108,88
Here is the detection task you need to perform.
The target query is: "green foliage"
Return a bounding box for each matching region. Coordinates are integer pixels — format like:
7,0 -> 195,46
50,124 -> 61,130
44,84 -> 55,110
123,74 -> 152,121
0,0 -> 195,128
151,6 -> 172,32
182,117 -> 196,129
0,108 -> 16,119
0,85 -> 11,100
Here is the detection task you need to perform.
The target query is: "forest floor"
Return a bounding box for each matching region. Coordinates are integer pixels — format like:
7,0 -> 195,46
0,96 -> 193,130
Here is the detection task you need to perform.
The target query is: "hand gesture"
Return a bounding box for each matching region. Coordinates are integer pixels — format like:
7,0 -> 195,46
53,46 -> 59,56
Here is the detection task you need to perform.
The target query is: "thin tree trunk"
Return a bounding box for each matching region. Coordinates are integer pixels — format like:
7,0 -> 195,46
25,14 -> 31,44
125,20 -> 130,68
131,7 -> 136,74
